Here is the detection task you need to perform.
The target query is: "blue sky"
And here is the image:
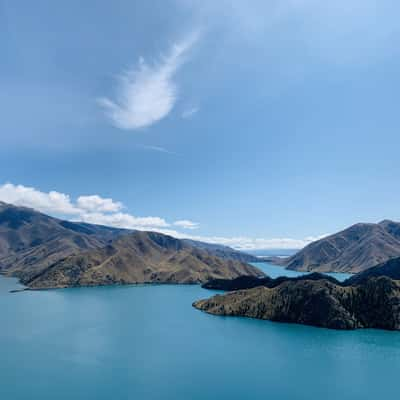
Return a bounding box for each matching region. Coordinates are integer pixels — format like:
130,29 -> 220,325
1,0 -> 400,250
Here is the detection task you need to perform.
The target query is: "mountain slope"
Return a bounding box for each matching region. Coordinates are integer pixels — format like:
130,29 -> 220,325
345,256 -> 400,285
25,231 -> 265,289
282,221 -> 400,273
194,276 -> 400,331
181,239 -> 259,263
0,202 -> 128,281
0,202 -> 260,282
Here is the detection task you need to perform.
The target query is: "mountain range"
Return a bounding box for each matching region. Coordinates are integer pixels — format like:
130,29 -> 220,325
0,202 -> 263,288
181,239 -> 259,263
25,231 -> 263,289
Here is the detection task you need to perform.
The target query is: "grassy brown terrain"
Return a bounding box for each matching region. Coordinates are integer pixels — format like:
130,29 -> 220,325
25,231 -> 264,289
0,202 -> 126,282
0,202 -> 264,288
280,220 -> 400,273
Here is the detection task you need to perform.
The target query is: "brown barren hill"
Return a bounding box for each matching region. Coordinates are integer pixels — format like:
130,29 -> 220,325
281,220 -> 400,273
25,231 -> 265,289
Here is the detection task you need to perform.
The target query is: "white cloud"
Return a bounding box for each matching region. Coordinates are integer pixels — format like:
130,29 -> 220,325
0,183 -> 79,215
78,212 -> 169,229
181,106 -> 199,119
0,182 -> 323,251
180,234 -> 328,251
157,229 -> 327,250
173,219 -> 199,229
99,32 -> 198,130
0,183 -> 168,230
77,195 -> 123,213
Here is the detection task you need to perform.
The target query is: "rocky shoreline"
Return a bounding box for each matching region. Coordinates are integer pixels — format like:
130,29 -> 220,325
194,257 -> 400,331
194,276 -> 400,330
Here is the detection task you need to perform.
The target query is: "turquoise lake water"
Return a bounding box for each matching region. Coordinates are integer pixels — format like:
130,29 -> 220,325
1,263 -> 400,400
252,261 -> 353,281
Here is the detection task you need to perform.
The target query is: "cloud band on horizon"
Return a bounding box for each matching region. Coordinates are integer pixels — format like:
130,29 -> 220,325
0,182 -> 324,250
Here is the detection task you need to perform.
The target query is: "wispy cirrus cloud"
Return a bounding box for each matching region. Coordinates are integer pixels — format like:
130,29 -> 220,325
0,182 -> 323,250
179,0 -> 399,65
137,144 -> 176,155
98,32 -> 199,130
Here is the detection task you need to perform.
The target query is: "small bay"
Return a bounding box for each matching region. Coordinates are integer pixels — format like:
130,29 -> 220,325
1,266 -> 399,400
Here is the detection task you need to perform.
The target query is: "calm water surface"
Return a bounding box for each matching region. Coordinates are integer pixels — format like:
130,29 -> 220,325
1,265 -> 399,400
253,261 -> 353,281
